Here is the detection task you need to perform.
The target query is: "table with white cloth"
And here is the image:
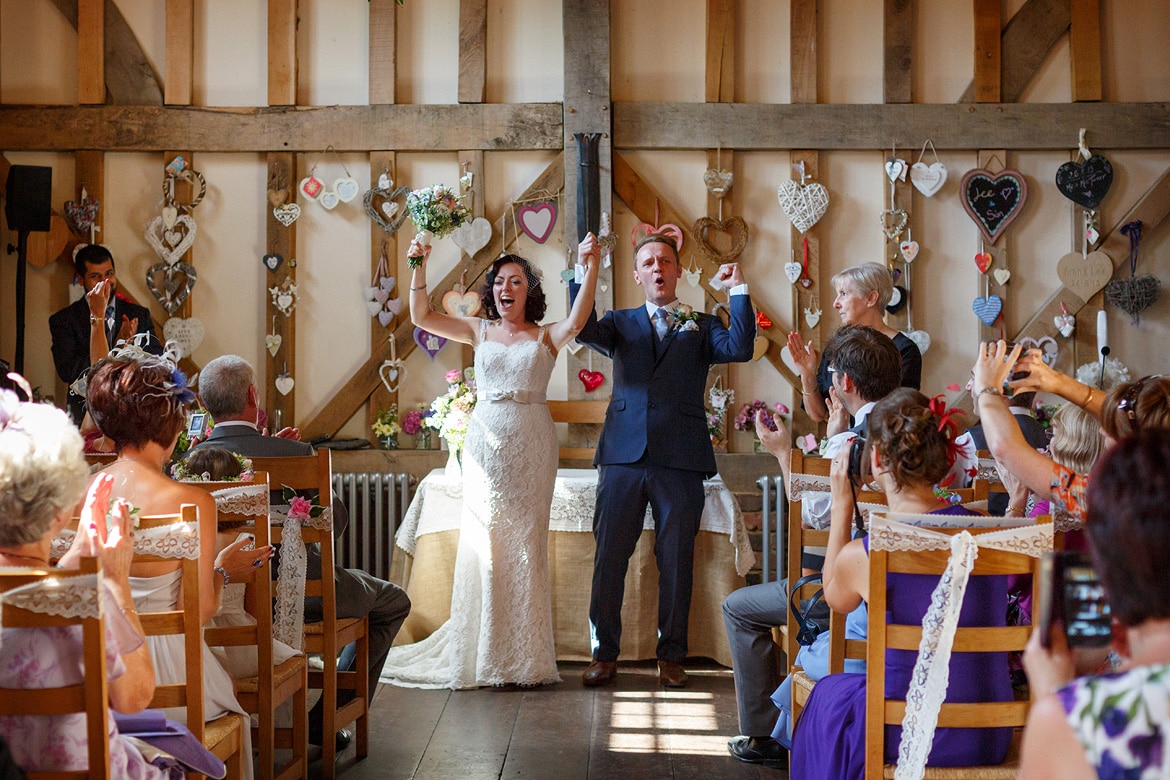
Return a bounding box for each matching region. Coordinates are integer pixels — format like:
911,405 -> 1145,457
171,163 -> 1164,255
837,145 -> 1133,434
387,468 -> 755,667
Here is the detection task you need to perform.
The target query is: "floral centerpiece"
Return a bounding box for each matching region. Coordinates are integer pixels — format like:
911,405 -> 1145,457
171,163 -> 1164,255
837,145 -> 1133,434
426,369 -> 476,454
401,405 -> 431,448
706,382 -> 734,449
735,399 -> 791,453
372,404 -> 401,449
405,185 -> 471,268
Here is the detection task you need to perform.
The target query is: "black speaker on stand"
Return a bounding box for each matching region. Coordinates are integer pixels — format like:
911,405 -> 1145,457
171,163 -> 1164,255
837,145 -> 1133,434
4,164 -> 52,374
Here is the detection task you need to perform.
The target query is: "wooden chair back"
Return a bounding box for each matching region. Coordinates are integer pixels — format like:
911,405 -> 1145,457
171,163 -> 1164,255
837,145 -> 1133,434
548,400 -> 608,462
0,557 -> 110,779
83,453 -> 116,469
248,450 -> 368,776
133,506 -> 245,777
186,473 -> 308,780
863,516 -> 1048,778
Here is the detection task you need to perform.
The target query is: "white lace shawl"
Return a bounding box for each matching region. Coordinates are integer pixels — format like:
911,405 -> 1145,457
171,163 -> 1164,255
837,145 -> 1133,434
269,504 -> 332,651
869,512 -> 1052,780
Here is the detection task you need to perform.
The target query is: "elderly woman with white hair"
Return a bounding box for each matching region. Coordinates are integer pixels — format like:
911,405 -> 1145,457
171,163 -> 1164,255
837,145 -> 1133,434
0,379 -> 162,777
787,262 -> 922,424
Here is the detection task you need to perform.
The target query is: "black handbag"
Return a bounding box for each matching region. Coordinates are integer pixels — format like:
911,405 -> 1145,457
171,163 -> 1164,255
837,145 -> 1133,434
788,572 -> 827,647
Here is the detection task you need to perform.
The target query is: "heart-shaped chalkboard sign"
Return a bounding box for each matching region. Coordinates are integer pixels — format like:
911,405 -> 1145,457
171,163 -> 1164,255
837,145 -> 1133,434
1055,154 -> 1113,210
960,168 -> 1028,246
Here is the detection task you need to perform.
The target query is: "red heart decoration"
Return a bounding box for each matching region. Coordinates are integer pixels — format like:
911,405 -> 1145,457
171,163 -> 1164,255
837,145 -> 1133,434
974,252 -> 993,274
578,369 -> 604,393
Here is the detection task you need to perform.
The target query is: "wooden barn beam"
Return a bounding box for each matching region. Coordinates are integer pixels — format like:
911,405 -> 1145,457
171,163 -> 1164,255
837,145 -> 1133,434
301,153 -> 565,440
959,0 -> 1071,104
883,0 -> 913,104
458,0 -> 487,104
612,102 -> 1170,151
0,104 -> 563,153
49,0 -> 164,105
1069,0 -> 1102,102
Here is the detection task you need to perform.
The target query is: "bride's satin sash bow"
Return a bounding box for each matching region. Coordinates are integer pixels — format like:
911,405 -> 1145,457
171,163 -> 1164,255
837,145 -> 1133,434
477,389 -> 547,404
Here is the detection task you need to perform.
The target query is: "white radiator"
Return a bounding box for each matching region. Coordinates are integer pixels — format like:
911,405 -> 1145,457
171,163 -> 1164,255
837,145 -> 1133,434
332,472 -> 414,581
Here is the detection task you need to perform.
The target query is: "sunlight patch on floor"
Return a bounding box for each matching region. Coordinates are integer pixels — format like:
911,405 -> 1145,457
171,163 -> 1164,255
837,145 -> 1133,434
606,690 -> 727,755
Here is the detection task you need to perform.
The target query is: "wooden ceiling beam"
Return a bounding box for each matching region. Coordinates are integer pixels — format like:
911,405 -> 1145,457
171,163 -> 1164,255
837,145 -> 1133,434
0,103 -> 563,153
613,101 -> 1170,151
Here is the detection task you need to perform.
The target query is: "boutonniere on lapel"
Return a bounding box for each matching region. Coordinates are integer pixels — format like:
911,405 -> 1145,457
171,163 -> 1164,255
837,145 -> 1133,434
669,304 -> 701,332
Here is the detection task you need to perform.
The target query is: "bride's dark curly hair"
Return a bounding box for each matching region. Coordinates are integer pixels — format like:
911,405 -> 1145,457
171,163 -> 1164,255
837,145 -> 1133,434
866,388 -> 953,491
479,254 -> 546,323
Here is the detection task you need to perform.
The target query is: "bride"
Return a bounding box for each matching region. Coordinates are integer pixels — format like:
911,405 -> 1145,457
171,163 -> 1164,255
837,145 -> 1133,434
383,235 -> 600,688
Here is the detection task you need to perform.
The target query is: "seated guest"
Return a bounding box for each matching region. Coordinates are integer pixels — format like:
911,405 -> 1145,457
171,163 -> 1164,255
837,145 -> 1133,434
786,262 -> 922,423
1019,430 -> 1170,779
965,378 -> 1049,514
972,341 -> 1170,523
85,346 -> 269,780
0,380 -> 160,777
191,354 -> 411,750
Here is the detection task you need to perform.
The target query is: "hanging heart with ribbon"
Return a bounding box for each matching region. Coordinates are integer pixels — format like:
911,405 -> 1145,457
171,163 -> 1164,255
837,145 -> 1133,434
450,217 -> 492,257
703,168 -> 734,198
1055,154 -> 1113,210
146,262 -> 198,315
910,140 -> 948,197
413,327 -> 448,360
899,240 -> 919,263
516,202 -> 558,243
266,333 -> 282,357
363,184 -> 410,235
692,217 -> 748,264
145,214 -> 197,266
275,373 -> 295,396
378,359 -> 405,394
1054,304 -> 1076,339
972,294 -> 1003,326
442,289 -> 482,318
960,168 -> 1028,245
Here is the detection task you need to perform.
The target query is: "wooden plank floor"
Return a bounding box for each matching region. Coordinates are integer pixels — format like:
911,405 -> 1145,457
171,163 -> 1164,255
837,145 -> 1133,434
314,660 -> 787,780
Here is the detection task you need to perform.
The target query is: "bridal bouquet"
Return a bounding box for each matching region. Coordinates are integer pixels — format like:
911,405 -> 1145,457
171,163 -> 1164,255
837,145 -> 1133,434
405,184 -> 471,268
425,369 -> 477,451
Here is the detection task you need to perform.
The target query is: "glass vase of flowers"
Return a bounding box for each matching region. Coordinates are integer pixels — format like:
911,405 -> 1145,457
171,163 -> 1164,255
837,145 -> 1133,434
426,369 -> 476,470
401,406 -> 428,448
372,404 -> 401,449
735,399 -> 791,453
706,381 -> 734,451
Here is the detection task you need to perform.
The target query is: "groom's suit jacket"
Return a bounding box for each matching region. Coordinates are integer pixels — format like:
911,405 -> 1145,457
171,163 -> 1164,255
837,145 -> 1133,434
572,288 -> 755,477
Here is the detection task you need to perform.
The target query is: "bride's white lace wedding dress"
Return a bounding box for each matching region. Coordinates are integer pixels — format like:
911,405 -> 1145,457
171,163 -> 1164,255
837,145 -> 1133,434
382,322 -> 561,689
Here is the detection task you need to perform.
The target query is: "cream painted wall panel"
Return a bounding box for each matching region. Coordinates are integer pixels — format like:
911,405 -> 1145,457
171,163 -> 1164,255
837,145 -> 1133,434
298,0 -> 370,106
1104,0 -> 1170,102
195,0 -> 266,106
915,0 -> 972,103
739,0 -> 790,104
610,0 -> 704,102
485,0 -> 563,103
821,0 -> 882,104
396,0 -> 460,104
0,0 -> 76,104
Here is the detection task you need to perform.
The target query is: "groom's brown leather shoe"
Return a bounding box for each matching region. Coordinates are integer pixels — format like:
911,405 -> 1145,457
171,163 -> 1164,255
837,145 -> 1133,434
657,660 -> 688,688
582,660 -> 618,687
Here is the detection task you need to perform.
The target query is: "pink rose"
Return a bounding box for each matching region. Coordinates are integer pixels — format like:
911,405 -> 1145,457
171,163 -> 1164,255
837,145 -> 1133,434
288,495 -> 313,521
445,369 -> 463,384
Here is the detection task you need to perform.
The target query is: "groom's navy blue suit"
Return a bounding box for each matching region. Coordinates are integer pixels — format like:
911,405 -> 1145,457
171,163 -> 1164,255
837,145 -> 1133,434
572,284 -> 755,662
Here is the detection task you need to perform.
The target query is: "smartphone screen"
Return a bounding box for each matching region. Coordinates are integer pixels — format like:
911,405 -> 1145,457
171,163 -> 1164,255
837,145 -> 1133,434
1038,551 -> 1113,649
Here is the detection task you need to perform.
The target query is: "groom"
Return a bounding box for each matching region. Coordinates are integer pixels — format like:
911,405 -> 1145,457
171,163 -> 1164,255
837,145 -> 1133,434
572,231 -> 755,688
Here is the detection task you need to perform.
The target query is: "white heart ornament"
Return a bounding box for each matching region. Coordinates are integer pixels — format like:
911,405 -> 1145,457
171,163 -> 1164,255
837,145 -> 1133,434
884,159 -> 905,182
265,334 -> 282,357
450,217 -> 492,258
1054,313 -> 1076,338
273,203 -> 301,227
377,310 -> 395,328
910,162 -> 948,197
783,262 -> 803,284
804,307 -> 821,328
377,173 -> 392,190
780,345 -> 800,375
162,316 -> 205,359
993,268 -> 1011,286
145,215 -> 197,267
277,293 -> 293,312
382,201 -> 399,220
684,268 -> 701,287
162,205 -> 179,230
899,240 -> 919,263
379,361 -> 404,393
905,329 -> 931,355
334,177 -> 360,203
365,298 -> 383,317
776,180 -> 830,234
275,375 -> 295,396
319,191 -> 340,211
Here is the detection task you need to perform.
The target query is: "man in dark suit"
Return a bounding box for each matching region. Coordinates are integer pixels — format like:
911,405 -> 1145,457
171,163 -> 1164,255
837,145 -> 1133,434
50,244 -> 160,424
190,354 -> 411,750
572,231 -> 755,689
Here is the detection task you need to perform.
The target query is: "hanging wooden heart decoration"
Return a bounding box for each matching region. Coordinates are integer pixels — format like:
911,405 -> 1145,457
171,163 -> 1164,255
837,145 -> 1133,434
162,316 -> 205,359
265,333 -> 282,357
334,176 -> 361,203
442,289 -> 482,318
1056,250 -> 1113,302
516,202 -> 558,244
776,179 -> 830,234
692,217 -> 748,264
262,253 -> 284,272
910,162 -> 947,197
899,240 -> 919,263
269,277 -> 298,317
783,261 -> 802,284
273,203 -> 301,227
974,252 -> 993,274
993,268 -> 1011,286
450,217 -> 492,257
413,327 -> 448,360
972,294 -> 1003,326
960,168 -> 1028,245
319,190 -> 340,210
1055,154 -> 1113,210
275,373 -> 295,396
703,168 -> 733,198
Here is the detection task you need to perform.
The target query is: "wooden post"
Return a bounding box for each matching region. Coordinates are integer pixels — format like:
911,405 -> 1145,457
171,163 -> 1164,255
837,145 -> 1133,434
1069,0 -> 1102,102
705,0 -> 735,103
455,150 -> 485,372
458,0 -> 487,104
78,0 -> 104,104
367,151 -> 398,442
975,150 -> 1007,342
265,152 -> 297,427
883,0 -> 913,104
164,0 -> 194,106
369,0 -> 397,106
790,0 -> 818,104
268,0 -> 298,107
973,0 -> 1002,103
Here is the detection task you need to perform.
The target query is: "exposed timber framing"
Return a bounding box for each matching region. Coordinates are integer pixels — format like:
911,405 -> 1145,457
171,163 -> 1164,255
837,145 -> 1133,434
50,0 -> 164,105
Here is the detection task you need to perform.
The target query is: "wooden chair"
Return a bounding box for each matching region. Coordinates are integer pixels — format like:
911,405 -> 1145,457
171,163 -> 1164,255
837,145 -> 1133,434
0,557 -> 111,779
547,400 -> 608,462
83,452 -> 116,469
134,506 -> 247,779
187,474 -> 308,780
248,451 -> 369,778
862,515 -> 1048,778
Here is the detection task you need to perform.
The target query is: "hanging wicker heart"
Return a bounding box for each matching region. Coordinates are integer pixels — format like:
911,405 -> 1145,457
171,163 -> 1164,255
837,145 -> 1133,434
879,209 -> 908,240
64,197 -> 99,237
363,185 -> 410,235
145,214 -> 196,266
146,261 -> 197,315
1057,250 -> 1113,302
1105,274 -> 1161,323
692,217 -> 748,264
1055,154 -> 1113,210
776,180 -> 829,234
960,168 -> 1028,245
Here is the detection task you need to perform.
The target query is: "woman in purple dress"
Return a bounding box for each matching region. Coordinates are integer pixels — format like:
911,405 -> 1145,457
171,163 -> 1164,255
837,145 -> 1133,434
789,389 -> 1013,779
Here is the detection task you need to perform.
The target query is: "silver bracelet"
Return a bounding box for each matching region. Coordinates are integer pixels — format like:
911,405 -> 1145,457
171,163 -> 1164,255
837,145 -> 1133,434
213,566 -> 229,587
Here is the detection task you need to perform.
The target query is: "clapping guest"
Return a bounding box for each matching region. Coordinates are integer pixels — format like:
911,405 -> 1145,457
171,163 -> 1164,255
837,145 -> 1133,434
0,379 -> 161,777
1020,430 -> 1170,779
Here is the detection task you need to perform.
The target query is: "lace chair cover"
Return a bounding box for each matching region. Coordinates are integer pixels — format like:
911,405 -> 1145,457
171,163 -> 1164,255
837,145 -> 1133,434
269,504 -> 332,651
52,520 -> 201,562
210,484 -> 269,517
869,512 -> 1053,780
975,456 -> 1081,533
789,472 -> 886,530
0,571 -> 102,621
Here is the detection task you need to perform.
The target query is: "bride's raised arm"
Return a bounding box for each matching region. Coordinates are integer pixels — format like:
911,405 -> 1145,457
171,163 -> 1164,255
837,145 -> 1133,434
407,240 -> 480,345
547,233 -> 601,351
